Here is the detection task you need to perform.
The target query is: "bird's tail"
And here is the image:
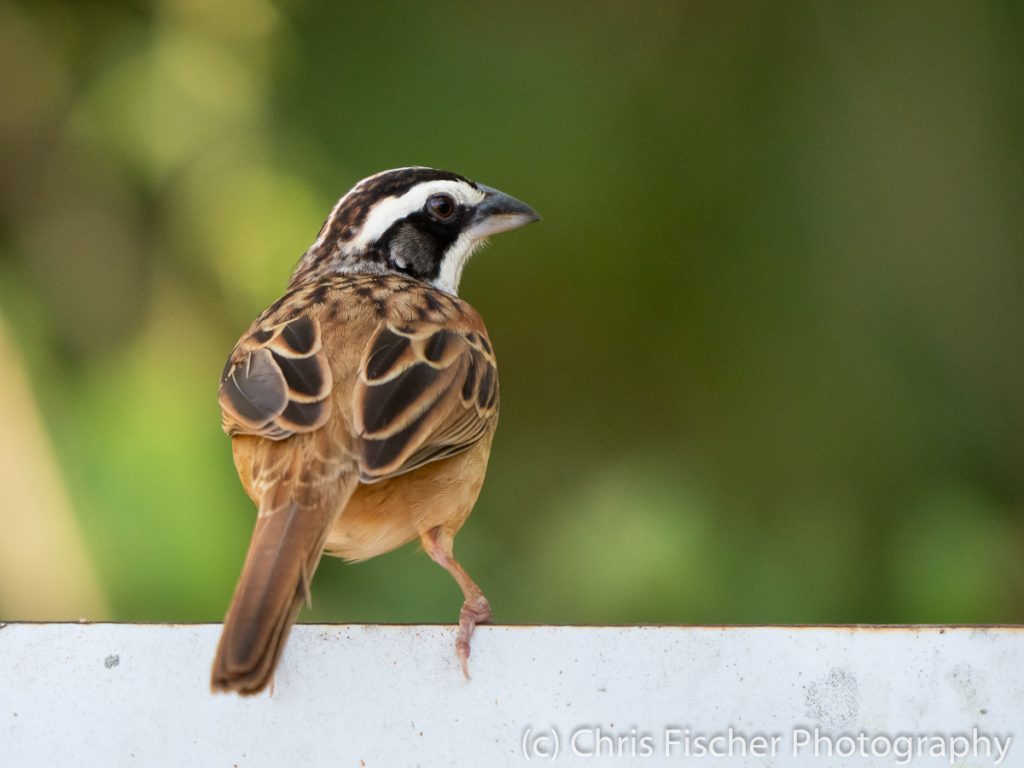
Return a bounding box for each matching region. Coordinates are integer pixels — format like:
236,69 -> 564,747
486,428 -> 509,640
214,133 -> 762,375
211,462 -> 356,695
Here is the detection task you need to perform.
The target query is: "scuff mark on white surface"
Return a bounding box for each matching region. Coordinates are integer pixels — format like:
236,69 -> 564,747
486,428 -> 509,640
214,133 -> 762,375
805,666 -> 859,729
949,662 -> 988,716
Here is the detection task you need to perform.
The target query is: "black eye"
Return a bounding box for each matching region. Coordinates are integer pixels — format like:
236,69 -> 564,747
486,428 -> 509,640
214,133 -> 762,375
426,194 -> 456,221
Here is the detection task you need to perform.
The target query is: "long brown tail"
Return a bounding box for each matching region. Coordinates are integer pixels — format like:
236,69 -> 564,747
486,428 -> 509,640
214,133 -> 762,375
211,470 -> 356,695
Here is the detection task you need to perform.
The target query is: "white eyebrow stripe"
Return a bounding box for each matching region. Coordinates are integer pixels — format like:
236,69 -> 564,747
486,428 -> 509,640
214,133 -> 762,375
343,180 -> 485,253
306,169 -> 439,254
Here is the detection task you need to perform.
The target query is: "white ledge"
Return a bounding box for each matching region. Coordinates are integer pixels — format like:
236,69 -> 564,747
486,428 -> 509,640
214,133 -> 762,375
2,624 -> 1022,766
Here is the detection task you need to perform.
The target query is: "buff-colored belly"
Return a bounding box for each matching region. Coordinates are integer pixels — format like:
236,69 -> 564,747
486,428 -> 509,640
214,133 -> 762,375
324,436 -> 492,562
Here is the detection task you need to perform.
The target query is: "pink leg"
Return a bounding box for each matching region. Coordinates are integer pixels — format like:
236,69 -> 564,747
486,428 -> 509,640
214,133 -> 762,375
421,526 -> 492,678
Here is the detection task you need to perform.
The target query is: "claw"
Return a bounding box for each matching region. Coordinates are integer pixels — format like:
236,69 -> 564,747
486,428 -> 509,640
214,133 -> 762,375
457,640 -> 471,679
455,596 -> 491,678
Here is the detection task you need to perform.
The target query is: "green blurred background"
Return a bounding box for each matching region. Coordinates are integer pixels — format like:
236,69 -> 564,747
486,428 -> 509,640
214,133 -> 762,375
1,0 -> 1021,627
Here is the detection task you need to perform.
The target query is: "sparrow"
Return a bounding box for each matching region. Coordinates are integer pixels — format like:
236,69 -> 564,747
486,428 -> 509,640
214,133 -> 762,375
211,167 -> 539,695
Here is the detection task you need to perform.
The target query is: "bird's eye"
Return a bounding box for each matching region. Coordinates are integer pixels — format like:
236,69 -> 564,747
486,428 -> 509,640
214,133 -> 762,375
426,194 -> 456,221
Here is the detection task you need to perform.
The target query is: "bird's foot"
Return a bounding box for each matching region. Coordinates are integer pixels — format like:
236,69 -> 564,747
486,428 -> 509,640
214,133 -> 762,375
456,595 -> 491,679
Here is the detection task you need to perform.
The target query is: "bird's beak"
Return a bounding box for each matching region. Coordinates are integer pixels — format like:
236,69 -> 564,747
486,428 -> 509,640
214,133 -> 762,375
467,184 -> 541,240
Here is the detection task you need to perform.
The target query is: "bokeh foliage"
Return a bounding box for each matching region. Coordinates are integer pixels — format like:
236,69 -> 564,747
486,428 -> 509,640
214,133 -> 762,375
1,0 -> 1021,625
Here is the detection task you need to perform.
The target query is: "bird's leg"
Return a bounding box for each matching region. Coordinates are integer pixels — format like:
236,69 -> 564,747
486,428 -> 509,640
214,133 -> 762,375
420,526 -> 492,678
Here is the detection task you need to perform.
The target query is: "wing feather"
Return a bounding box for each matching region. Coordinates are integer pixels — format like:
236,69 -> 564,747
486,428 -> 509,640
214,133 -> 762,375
354,321 -> 498,482
219,314 -> 333,440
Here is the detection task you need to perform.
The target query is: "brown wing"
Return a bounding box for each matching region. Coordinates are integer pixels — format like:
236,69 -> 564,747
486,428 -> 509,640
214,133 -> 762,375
353,321 -> 498,483
219,314 -> 333,440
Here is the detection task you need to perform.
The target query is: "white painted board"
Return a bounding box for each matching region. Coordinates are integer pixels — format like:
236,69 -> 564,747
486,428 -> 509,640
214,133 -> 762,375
1,624 -> 1022,766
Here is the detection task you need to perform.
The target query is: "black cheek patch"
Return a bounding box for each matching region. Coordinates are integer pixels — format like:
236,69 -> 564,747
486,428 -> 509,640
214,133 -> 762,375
384,216 -> 461,283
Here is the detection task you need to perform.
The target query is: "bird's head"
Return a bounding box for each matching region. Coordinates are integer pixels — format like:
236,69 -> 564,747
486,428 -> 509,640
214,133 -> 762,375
290,167 -> 539,295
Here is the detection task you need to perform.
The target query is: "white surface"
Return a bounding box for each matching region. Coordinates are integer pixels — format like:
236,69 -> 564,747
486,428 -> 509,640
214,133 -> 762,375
1,624 -> 1022,767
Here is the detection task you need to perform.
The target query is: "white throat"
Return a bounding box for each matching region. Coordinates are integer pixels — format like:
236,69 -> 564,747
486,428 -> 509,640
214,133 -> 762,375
433,234 -> 488,296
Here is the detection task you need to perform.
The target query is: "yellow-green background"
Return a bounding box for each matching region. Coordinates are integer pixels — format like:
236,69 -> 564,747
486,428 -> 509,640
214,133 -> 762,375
1,1 -> 1021,626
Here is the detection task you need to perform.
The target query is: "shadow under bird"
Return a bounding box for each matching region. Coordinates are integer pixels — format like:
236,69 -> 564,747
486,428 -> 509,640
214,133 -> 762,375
211,167 -> 540,694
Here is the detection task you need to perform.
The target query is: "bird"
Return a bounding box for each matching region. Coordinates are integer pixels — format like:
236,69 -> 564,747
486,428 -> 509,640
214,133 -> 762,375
210,167 -> 539,695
